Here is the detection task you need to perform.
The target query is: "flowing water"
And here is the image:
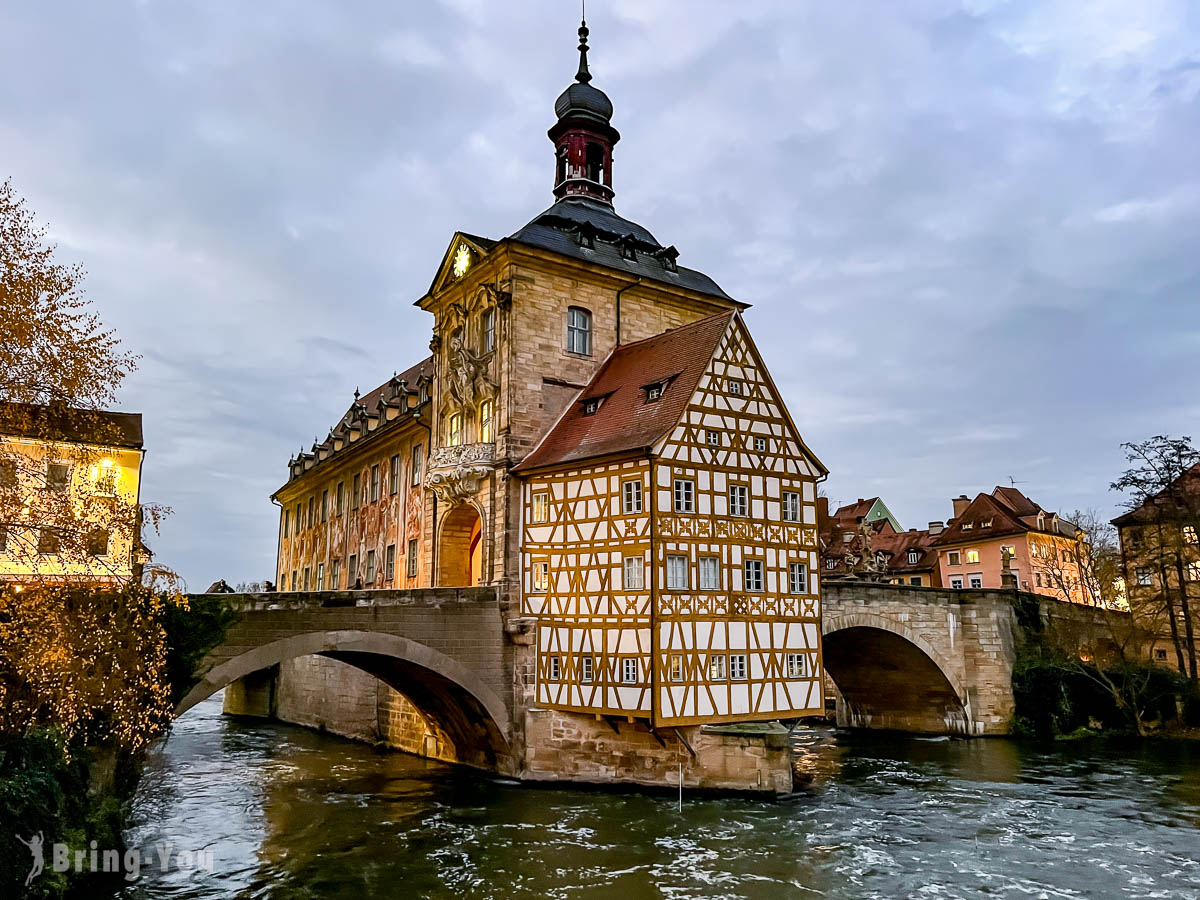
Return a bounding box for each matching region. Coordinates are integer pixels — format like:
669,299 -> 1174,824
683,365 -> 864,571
121,694 -> 1200,899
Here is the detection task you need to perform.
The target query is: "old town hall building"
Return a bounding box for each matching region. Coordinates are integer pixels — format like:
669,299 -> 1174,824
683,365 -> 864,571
273,21 -> 827,734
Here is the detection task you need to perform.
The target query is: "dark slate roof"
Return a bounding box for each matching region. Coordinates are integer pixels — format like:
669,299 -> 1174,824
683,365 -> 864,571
1111,462 -> 1200,527
509,197 -> 736,303
514,311 -> 735,472
0,401 -> 143,449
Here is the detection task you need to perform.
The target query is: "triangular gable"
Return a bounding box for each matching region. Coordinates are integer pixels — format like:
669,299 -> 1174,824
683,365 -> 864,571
424,232 -> 498,300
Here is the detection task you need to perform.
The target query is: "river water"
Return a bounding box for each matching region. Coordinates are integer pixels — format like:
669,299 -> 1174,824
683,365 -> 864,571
121,693 -> 1200,899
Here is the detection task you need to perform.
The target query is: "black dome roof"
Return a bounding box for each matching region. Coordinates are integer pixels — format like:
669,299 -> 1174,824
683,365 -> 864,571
555,80 -> 614,124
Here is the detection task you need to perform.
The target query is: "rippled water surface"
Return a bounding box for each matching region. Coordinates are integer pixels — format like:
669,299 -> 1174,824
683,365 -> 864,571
122,695 -> 1200,899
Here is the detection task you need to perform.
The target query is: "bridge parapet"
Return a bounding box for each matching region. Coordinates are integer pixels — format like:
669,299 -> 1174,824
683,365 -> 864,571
190,586 -> 499,613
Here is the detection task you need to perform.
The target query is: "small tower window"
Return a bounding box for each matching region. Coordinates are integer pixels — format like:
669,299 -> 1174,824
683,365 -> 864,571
585,142 -> 604,183
566,306 -> 592,355
556,146 -> 568,186
583,397 -> 602,416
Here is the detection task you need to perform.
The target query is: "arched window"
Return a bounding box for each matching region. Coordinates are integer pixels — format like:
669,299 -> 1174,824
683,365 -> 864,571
479,399 -> 494,443
585,142 -> 604,183
566,306 -> 592,356
447,412 -> 462,447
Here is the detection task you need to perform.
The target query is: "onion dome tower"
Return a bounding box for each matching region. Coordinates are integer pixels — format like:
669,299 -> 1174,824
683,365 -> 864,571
549,16 -> 620,206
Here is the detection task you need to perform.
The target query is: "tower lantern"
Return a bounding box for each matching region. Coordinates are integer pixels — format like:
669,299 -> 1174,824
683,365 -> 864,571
549,17 -> 620,206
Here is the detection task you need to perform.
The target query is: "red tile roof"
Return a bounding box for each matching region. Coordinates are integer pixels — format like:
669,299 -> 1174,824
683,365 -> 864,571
932,487 -> 1077,546
514,312 -> 734,472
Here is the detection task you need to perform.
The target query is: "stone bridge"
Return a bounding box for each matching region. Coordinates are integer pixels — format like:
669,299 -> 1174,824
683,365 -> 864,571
821,581 -> 1113,735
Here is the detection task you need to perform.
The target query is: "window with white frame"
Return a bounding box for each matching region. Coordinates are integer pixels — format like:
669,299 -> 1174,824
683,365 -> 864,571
669,654 -> 683,682
317,562 -> 325,591
666,555 -> 689,590
826,558 -> 836,569
706,429 -> 721,446
1187,562 -> 1200,582
709,654 -> 726,680
754,436 -> 766,452
411,444 -> 423,485
1136,567 -> 1153,586
673,478 -> 694,513
744,559 -> 764,592
566,306 -> 592,355
532,491 -> 549,524
621,657 -> 637,683
581,656 -> 594,683
908,549 -> 920,565
786,653 -> 806,678
482,308 -> 496,353
950,575 -> 964,589
532,561 -> 549,592
727,379 -> 743,396
699,556 -> 720,590
947,551 -> 961,566
348,554 -> 357,584
385,544 -> 396,581
729,484 -> 749,517
548,655 -> 561,681
390,455 -> 400,495
969,573 -> 983,589
782,492 -> 801,522
730,653 -> 747,680
366,549 -> 377,583
407,539 -> 419,577
789,561 -> 808,594
622,480 -> 642,514
623,556 -> 644,590
966,548 -> 980,564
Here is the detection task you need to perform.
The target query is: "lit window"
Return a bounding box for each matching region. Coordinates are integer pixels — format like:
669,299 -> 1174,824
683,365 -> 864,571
411,444 -> 423,485
407,539 -> 419,578
962,522 -> 974,531
727,379 -> 743,396
532,492 -> 549,524
699,557 -> 720,590
623,556 -> 644,590
581,656 -> 594,683
385,544 -> 396,581
483,308 -> 496,353
789,561 -> 808,594
729,484 -> 749,517
754,436 -> 766,452
1185,525 -> 1198,545
966,549 -> 980,564
532,561 -> 549,592
94,465 -> 117,495
622,480 -> 642,514
730,653 -> 748,681
666,555 -> 689,590
1001,545 -> 1016,560
366,549 -> 376,583
548,655 -> 561,681
669,654 -> 684,682
782,492 -> 801,522
621,657 -> 638,684
709,654 -> 726,681
950,576 -> 963,589
980,519 -> 993,528
566,306 -> 592,355
480,400 -> 494,442
1187,562 -> 1200,583
744,559 -> 764,592
390,455 -> 400,495
673,479 -> 694,513
317,562 -> 325,591
947,551 -> 961,566
969,573 -> 983,589
1136,567 -> 1153,586
786,653 -> 806,679
706,429 -> 721,446
448,413 -> 462,447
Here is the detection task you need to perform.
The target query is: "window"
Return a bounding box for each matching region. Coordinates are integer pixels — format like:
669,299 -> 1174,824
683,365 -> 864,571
283,509 -> 290,538
745,559 -> 764,592
673,479 -> 694,513
548,656 -> 561,681
966,549 -> 980,564
86,529 -> 109,557
566,306 -> 592,355
407,539 -> 419,578
789,561 -> 808,594
1155,649 -> 1168,661
532,492 -> 549,524
727,379 -> 743,396
699,557 -> 721,590
962,522 -> 974,531
950,576 -> 964,589
1035,572 -> 1043,587
366,549 -> 376,583
303,567 -> 311,591
826,558 -> 836,570
1187,562 -> 1200,583
1001,545 -> 1016,560
582,397 -> 602,416
336,482 -> 344,515
1185,525 -> 1198,545
908,549 -> 920,565
729,484 -> 749,517
947,551 -> 961,566
352,474 -> 361,510
1136,567 -> 1153,586
623,556 -> 644,590
331,558 -> 340,590
348,554 -> 358,585
321,489 -> 328,522
0,459 -> 15,486
786,653 -> 806,679
782,492 -> 801,522
622,480 -> 642,514
621,657 -> 638,684
532,562 -> 549,592
669,654 -> 684,682
295,502 -> 302,530
969,573 -> 983,589
480,400 -> 494,443
666,555 -> 689,590
385,544 -> 396,581
447,413 -> 462,446
291,570 -> 298,592
390,455 -> 400,494
482,308 -> 496,353
411,444 -> 423,485
646,383 -> 664,402
730,653 -> 747,680
754,436 -> 766,452
370,465 -> 380,502
709,654 -> 727,680
980,519 -> 993,529
317,562 -> 325,591
706,429 -> 721,446
94,465 -> 118,495
581,656 -> 594,683
308,496 -> 314,528
910,576 -> 922,586
46,462 -> 70,491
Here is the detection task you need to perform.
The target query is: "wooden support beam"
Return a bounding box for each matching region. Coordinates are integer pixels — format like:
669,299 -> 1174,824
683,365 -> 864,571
602,715 -> 622,735
671,727 -> 697,760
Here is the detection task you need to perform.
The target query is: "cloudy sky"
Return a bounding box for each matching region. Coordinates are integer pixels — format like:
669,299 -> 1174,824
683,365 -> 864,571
2,0 -> 1197,588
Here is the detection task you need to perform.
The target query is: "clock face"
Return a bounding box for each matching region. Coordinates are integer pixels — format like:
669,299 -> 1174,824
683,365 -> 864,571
452,245 -> 472,278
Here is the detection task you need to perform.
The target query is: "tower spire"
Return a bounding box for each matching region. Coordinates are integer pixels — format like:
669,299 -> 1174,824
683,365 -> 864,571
576,12 -> 592,84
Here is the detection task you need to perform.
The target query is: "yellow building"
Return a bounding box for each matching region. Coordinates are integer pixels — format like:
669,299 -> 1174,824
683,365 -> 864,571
274,18 -> 827,730
0,402 -> 145,586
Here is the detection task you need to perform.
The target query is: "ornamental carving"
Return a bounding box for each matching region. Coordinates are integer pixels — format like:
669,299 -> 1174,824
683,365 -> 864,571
447,329 -> 496,415
425,442 -> 497,507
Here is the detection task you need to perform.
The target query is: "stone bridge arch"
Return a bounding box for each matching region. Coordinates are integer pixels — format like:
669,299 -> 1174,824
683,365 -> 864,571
822,612 -> 973,735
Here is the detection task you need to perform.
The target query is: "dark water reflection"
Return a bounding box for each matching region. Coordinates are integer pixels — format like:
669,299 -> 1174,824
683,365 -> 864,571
122,695 -> 1200,899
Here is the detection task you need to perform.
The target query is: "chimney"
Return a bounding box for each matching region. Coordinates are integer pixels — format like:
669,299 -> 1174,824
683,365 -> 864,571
952,495 -> 971,518
817,497 -> 830,522
928,521 -> 944,535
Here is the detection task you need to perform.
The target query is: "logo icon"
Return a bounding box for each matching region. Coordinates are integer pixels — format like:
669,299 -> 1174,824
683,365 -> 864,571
16,832 -> 45,886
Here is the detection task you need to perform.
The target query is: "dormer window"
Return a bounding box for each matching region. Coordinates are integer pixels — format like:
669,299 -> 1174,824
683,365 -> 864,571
980,518 -> 993,528
962,522 -> 974,530
582,397 -> 603,416
908,549 -> 920,565
646,385 -> 662,402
